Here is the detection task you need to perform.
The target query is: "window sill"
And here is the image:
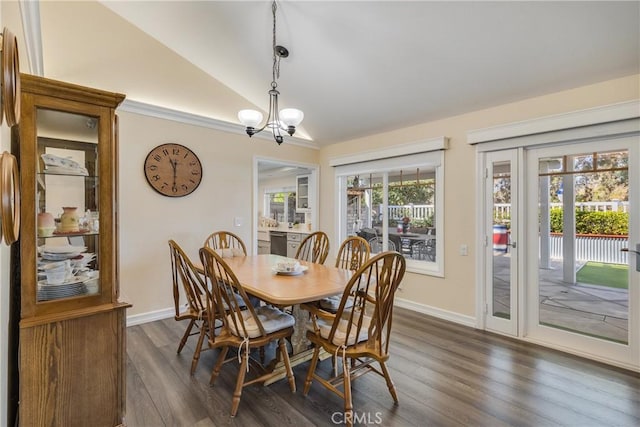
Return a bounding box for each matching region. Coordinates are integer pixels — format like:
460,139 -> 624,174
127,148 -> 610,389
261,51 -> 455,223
405,259 -> 444,277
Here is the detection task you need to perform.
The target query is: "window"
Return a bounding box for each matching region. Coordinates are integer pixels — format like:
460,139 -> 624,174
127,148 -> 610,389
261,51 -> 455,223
333,141 -> 445,276
264,191 -> 305,225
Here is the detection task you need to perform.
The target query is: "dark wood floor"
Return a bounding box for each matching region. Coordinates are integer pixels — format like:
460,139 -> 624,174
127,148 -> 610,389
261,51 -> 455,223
125,307 -> 640,426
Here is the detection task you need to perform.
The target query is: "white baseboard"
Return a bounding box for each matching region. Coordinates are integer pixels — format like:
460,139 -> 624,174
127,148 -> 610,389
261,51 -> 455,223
394,297 -> 478,329
127,301 -> 477,330
127,306 -> 176,327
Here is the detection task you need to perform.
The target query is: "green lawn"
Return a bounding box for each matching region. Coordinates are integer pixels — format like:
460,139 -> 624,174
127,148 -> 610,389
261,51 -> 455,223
576,261 -> 628,289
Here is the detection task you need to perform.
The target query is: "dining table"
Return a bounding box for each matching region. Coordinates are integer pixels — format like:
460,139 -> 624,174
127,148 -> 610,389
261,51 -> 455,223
196,253 -> 353,384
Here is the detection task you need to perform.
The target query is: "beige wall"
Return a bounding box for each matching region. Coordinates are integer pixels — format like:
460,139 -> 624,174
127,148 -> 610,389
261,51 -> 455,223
117,112 -> 319,317
319,74 -> 640,318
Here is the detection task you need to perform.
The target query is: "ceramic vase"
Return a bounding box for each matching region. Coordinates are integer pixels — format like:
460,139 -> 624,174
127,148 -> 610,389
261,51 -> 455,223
60,206 -> 80,232
37,212 -> 56,237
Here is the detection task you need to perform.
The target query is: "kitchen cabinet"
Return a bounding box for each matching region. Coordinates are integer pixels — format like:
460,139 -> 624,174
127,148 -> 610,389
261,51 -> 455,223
287,232 -> 302,258
14,74 -> 130,426
296,174 -> 311,212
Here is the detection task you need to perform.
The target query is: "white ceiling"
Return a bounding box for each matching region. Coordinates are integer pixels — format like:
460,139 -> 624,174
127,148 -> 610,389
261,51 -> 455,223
13,1 -> 640,147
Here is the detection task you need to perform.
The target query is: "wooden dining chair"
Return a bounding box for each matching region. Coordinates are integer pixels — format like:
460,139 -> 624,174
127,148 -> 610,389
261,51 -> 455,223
318,236 -> 371,312
203,230 -> 247,255
335,235 -> 370,271
295,231 -> 330,264
168,239 -> 213,375
302,251 -> 406,427
199,247 -> 296,417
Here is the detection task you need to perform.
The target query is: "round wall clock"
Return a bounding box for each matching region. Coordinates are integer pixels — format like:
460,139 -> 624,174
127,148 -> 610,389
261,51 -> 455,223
1,151 -> 20,245
1,27 -> 21,127
144,143 -> 202,197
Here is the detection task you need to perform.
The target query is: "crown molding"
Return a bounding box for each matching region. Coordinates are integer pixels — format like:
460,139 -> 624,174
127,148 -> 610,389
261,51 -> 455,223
328,136 -> 448,167
19,0 -> 44,76
118,100 -> 318,150
467,100 -> 640,144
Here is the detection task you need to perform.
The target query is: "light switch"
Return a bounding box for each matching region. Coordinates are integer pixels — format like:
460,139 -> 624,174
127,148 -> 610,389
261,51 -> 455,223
234,216 -> 243,227
459,244 -> 468,256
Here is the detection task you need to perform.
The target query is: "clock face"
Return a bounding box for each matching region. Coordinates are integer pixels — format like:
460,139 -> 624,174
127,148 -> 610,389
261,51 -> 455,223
144,143 -> 202,197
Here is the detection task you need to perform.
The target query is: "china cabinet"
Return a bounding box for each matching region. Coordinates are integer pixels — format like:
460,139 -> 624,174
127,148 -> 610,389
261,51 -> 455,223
296,174 -> 310,212
12,74 -> 129,426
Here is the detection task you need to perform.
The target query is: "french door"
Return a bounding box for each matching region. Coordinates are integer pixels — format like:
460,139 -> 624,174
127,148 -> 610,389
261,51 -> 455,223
525,138 -> 638,368
483,138 -> 639,369
484,149 -> 520,336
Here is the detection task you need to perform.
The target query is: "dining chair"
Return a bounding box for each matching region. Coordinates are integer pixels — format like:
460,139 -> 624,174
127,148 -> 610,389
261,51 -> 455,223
318,236 -> 371,312
302,251 -> 406,427
203,230 -> 247,256
199,247 -> 296,417
295,231 -> 330,264
168,239 -> 213,375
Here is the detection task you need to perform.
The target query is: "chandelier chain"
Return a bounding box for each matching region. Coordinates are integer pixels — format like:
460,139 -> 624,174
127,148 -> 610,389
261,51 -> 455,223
272,0 -> 280,85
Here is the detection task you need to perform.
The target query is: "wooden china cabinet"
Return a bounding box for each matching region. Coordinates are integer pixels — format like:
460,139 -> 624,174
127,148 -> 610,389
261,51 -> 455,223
13,74 -> 130,426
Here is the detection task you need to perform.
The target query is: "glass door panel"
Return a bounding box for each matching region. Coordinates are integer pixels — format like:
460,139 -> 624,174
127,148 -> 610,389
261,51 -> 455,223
526,138 -> 638,366
485,149 -> 518,336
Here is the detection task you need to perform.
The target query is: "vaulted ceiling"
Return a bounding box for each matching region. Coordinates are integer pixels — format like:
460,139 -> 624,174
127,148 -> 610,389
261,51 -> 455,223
7,1 -> 640,147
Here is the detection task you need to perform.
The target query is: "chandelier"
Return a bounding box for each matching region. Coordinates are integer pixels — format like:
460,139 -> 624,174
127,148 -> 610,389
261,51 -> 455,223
237,0 -> 304,145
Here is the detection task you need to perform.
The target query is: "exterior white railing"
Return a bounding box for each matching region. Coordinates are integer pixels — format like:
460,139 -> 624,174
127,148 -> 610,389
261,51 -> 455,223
547,234 -> 629,264
388,205 -> 434,221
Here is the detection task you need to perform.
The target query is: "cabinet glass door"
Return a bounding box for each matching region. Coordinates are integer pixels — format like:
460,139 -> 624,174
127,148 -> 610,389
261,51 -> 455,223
36,109 -> 100,302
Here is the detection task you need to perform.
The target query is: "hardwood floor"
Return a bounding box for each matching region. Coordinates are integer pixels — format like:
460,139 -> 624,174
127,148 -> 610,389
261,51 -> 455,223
125,307 -> 640,426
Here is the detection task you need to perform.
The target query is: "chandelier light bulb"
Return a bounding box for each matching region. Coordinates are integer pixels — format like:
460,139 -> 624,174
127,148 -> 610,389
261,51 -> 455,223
279,108 -> 304,127
238,109 -> 263,128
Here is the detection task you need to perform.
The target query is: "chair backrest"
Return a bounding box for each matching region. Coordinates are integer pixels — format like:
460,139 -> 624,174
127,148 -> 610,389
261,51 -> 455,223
203,231 -> 247,255
168,239 -> 208,318
328,251 -> 406,356
335,236 -> 370,271
368,236 -> 396,253
295,231 -> 330,264
199,246 -> 266,339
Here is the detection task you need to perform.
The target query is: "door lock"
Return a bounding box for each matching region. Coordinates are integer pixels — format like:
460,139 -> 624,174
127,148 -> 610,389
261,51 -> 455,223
621,243 -> 640,272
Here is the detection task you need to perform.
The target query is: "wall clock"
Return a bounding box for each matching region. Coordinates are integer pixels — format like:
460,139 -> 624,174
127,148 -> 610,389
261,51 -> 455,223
144,143 -> 202,197
1,27 -> 21,126
1,151 -> 20,244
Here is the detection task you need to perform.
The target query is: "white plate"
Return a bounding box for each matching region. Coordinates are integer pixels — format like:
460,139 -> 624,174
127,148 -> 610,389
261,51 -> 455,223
272,265 -> 308,276
38,274 -> 93,287
39,245 -> 87,254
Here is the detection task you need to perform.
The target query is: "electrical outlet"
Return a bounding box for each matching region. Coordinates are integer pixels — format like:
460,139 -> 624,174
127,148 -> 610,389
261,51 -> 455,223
459,244 -> 468,256
234,216 -> 243,227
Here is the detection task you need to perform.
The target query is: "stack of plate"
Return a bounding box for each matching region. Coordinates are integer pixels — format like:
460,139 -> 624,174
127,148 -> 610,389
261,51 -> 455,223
37,276 -> 90,301
39,244 -> 87,261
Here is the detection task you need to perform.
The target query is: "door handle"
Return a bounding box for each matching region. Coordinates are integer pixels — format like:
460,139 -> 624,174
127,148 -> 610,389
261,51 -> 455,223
622,244 -> 640,272
509,241 -> 517,249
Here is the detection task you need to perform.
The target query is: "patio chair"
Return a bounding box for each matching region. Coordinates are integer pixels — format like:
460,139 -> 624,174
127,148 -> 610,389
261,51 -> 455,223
368,236 -> 396,253
168,239 -> 213,375
199,246 -> 296,416
295,231 -> 330,264
302,251 -> 406,427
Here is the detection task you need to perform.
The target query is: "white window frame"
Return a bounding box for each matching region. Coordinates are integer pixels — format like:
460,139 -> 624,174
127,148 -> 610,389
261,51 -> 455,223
330,137 -> 448,276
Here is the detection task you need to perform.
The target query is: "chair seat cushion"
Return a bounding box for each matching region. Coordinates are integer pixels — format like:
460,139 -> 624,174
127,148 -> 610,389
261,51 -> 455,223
319,295 -> 354,312
313,310 -> 371,346
214,248 -> 245,258
227,305 -> 294,338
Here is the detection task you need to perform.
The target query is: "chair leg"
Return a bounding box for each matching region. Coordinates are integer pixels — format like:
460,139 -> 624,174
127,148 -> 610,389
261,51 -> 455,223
278,338 -> 296,392
190,321 -> 208,375
177,319 -> 196,353
210,346 -> 229,385
231,350 -> 249,417
303,347 -> 321,396
379,361 -> 399,403
343,359 -> 353,427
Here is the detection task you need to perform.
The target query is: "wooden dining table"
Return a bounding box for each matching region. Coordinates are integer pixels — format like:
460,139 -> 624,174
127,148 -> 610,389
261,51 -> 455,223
196,254 -> 353,383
